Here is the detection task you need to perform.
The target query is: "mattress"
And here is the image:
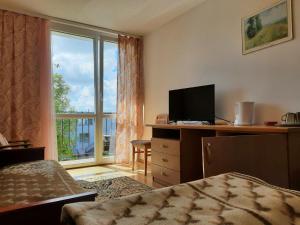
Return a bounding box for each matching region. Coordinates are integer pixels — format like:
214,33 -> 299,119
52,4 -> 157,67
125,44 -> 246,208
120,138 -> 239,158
61,172 -> 300,225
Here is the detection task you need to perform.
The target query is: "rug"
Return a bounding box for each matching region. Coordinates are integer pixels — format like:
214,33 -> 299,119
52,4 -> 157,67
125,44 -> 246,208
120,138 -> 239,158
77,176 -> 153,202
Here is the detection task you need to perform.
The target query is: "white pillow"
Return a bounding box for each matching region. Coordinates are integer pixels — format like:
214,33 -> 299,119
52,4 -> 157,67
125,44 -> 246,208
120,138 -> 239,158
0,133 -> 9,146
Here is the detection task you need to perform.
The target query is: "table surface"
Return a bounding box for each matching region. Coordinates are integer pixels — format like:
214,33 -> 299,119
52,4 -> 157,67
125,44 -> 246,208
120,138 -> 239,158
146,123 -> 300,133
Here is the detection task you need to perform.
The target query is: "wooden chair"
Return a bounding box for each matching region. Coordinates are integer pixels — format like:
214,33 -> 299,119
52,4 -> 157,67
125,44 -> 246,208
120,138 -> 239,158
131,140 -> 151,176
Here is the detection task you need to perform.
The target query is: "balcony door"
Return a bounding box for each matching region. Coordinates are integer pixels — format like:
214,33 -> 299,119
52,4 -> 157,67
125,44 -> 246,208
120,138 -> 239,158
51,24 -> 118,167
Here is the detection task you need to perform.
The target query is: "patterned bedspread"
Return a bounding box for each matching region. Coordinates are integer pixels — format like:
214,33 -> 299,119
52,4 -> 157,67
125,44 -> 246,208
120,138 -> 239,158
0,160 -> 85,208
61,173 -> 300,225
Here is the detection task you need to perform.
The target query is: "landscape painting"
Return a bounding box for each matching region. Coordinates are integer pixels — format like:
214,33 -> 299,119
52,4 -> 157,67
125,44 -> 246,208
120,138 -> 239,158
242,0 -> 293,54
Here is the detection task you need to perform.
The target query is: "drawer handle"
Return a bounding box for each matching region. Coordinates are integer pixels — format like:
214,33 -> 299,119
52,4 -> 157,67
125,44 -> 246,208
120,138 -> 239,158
206,143 -> 212,165
161,171 -> 168,177
162,158 -> 168,162
161,144 -> 168,148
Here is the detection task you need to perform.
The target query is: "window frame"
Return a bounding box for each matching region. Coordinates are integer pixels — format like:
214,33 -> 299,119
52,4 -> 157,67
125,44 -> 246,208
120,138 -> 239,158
51,22 -> 118,168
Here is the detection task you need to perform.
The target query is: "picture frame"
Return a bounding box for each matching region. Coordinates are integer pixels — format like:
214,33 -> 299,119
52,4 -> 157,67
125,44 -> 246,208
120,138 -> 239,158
242,0 -> 293,55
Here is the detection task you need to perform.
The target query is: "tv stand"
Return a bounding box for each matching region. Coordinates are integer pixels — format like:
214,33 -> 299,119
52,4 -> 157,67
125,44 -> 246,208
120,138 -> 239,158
147,124 -> 300,190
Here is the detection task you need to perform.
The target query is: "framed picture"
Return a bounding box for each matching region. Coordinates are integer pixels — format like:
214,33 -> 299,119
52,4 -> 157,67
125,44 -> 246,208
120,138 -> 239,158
242,0 -> 293,54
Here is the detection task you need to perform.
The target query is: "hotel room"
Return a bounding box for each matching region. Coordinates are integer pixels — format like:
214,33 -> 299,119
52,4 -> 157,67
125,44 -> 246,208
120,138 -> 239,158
1,0 -> 300,224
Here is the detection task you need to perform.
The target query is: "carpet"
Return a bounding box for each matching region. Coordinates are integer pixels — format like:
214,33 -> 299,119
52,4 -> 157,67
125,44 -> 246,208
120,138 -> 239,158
77,176 -> 153,202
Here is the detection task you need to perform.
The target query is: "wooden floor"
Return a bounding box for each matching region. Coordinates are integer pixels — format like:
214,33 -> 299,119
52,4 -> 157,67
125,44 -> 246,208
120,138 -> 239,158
67,162 -> 158,188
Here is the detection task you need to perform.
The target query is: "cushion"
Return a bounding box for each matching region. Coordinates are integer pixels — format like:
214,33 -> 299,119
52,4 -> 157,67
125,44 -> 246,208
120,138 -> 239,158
0,133 -> 9,146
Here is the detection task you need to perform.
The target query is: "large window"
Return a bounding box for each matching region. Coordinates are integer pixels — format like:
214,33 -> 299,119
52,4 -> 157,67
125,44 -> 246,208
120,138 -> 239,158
103,41 -> 118,156
51,25 -> 118,166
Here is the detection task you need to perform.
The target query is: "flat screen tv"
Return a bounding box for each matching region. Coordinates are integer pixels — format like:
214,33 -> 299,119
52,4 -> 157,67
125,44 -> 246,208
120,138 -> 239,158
169,84 -> 215,124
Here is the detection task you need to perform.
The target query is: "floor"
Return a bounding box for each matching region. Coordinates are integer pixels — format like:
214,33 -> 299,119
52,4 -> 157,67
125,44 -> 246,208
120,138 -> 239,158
67,162 -> 157,188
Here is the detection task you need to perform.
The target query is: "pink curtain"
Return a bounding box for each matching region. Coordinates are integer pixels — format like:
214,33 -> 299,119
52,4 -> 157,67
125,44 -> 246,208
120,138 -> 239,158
0,10 -> 56,159
39,20 -> 57,160
116,35 -> 144,164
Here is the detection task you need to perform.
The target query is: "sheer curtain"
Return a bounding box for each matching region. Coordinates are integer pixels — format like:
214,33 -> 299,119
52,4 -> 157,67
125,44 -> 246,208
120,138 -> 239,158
0,10 -> 56,159
115,35 -> 144,164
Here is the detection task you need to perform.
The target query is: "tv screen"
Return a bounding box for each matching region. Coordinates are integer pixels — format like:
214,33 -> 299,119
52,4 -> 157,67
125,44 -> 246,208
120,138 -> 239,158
169,84 -> 215,124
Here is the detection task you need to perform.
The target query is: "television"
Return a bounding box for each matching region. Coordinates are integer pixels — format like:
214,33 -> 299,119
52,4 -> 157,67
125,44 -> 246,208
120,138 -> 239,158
169,84 -> 215,124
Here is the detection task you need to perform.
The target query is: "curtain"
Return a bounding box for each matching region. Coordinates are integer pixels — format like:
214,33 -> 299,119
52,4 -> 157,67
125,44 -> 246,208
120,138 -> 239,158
0,10 -> 56,159
39,20 -> 57,160
116,35 -> 144,164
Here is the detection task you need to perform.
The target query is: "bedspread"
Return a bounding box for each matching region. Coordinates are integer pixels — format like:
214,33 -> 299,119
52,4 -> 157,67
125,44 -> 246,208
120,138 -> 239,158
61,173 -> 300,225
0,160 -> 84,208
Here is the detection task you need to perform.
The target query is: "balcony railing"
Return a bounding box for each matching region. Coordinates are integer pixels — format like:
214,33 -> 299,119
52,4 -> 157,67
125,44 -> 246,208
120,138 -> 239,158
56,113 -> 116,162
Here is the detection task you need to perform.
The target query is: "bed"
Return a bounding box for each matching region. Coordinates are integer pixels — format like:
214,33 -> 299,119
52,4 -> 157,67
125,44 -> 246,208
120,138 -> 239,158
0,148 -> 97,225
62,172 -> 300,225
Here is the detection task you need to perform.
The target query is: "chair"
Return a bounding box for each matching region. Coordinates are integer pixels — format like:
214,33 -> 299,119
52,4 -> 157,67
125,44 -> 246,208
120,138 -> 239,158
131,140 -> 151,176
0,133 -> 31,150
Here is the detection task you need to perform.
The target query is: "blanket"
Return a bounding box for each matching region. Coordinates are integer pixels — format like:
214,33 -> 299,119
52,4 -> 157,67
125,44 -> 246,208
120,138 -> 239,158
0,160 -> 84,208
61,173 -> 300,225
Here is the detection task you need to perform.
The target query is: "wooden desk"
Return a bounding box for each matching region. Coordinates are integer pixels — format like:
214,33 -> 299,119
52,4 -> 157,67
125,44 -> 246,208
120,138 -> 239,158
147,124 -> 300,190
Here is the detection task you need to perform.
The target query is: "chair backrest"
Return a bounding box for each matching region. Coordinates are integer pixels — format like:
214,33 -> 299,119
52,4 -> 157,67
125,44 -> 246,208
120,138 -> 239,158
0,133 -> 9,146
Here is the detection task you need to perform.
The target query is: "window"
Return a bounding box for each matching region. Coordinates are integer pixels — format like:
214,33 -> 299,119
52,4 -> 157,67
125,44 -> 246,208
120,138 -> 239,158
102,41 -> 118,156
51,24 -> 118,166
52,32 -> 95,113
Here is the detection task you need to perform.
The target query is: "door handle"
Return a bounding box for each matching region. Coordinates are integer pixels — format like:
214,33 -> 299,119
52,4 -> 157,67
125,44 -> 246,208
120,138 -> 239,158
205,142 -> 212,165
161,144 -> 168,149
162,158 -> 168,162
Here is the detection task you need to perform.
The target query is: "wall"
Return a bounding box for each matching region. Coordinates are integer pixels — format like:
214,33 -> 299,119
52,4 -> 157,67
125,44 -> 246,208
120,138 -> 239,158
143,0 -> 300,138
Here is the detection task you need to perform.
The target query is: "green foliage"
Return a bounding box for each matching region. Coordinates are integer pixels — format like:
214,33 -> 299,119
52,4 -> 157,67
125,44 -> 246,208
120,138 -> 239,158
53,73 -> 77,161
246,15 -> 263,40
56,119 -> 78,161
245,22 -> 288,50
246,17 -> 257,39
53,73 -> 71,113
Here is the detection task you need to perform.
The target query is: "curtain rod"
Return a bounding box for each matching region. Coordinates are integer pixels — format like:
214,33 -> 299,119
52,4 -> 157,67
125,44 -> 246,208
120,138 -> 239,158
0,6 -> 142,38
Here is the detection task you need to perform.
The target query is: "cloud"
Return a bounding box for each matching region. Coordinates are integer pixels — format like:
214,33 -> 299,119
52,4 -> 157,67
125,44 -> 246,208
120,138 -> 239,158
103,78 -> 117,112
71,85 -> 95,112
52,52 -> 94,81
51,32 -> 118,113
104,42 -> 118,79
103,42 -> 118,113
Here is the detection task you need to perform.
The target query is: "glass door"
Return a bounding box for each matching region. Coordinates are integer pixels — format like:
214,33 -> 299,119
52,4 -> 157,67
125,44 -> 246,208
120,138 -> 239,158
51,28 -> 118,167
102,41 -> 118,158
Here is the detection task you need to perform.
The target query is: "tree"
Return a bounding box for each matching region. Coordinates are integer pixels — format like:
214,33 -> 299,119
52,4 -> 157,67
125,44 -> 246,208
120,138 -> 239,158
53,73 -> 71,113
246,17 -> 257,39
53,73 -> 77,161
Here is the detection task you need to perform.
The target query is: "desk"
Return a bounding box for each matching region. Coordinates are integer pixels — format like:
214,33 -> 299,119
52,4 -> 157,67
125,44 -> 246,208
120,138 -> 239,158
147,124 -> 300,190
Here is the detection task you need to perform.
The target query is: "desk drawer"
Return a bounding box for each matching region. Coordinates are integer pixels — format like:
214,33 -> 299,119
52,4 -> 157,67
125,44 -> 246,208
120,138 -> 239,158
152,164 -> 180,185
152,150 -> 180,171
151,138 -> 180,156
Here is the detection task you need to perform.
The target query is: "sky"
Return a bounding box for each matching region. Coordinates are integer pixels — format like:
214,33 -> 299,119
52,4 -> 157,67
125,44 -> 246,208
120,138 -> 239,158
51,32 -> 118,113
244,1 -> 288,28
259,1 -> 287,26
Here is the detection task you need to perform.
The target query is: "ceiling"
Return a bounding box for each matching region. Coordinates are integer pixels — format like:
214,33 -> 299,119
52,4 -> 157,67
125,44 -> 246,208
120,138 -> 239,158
0,0 -> 206,35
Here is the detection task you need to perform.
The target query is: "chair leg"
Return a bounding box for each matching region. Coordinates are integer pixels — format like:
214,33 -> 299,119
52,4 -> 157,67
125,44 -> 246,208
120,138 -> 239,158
132,146 -> 135,171
144,147 -> 148,176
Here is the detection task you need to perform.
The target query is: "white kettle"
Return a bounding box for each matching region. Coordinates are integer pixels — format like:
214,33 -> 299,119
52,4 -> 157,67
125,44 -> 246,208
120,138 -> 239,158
234,102 -> 255,126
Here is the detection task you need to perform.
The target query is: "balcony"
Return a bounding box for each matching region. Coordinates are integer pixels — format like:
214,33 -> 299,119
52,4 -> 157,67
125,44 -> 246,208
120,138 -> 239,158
56,113 -> 116,162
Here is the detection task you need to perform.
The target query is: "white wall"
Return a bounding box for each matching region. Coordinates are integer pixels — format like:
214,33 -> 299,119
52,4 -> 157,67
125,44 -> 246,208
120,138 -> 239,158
143,0 -> 300,138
